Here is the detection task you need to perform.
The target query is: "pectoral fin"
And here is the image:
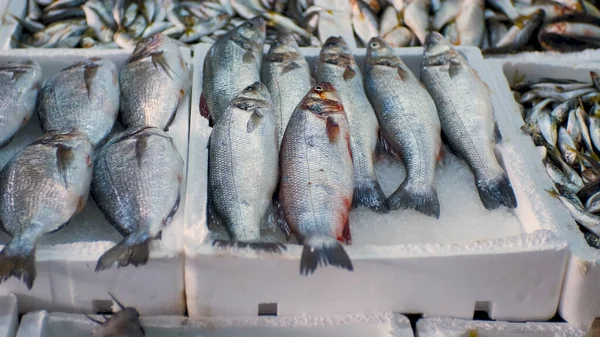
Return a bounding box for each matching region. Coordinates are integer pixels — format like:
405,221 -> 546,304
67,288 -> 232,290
246,110 -> 264,133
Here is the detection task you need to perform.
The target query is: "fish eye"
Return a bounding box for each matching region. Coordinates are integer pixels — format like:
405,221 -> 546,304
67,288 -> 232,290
370,41 -> 379,48
315,86 -> 323,92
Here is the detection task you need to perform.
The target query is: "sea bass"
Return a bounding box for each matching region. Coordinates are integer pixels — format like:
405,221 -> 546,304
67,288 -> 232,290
279,82 -> 354,275
38,58 -> 119,146
0,60 -> 42,147
92,126 -> 184,271
364,37 -> 442,218
315,36 -> 387,213
420,32 -> 517,210
261,30 -> 311,148
209,82 -> 281,251
200,17 -> 266,126
119,34 -> 190,131
0,131 -> 93,289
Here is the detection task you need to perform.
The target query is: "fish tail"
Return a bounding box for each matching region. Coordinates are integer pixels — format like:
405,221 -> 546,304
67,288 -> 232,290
386,182 -> 440,219
300,236 -> 353,276
476,172 -> 518,210
0,238 -> 37,289
95,236 -> 151,272
212,240 -> 286,253
353,179 -> 389,213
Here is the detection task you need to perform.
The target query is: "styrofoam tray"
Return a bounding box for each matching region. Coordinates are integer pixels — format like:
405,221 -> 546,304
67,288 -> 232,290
486,58 -> 600,326
485,48 -> 600,63
0,294 -> 18,337
416,317 -> 587,337
15,311 -> 413,337
0,48 -> 192,315
184,43 -> 568,320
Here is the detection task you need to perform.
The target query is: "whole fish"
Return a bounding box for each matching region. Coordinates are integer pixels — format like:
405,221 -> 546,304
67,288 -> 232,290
0,60 -> 42,147
279,82 -> 354,275
119,34 -> 190,131
538,14 -> 600,52
38,58 -> 119,146
315,36 -> 387,213
200,17 -> 266,126
0,131 -> 93,289
456,0 -> 485,46
208,82 -> 281,251
421,32 -> 517,210
88,293 -> 145,337
92,126 -> 184,271
261,30 -> 311,148
364,37 -> 442,218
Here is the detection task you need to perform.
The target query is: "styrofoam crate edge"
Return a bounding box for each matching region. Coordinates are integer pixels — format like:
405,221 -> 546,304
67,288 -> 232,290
0,294 -> 18,337
416,317 -> 587,337
486,48 -> 600,65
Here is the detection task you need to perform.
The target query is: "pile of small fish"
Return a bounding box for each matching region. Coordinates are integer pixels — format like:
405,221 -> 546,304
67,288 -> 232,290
0,33 -> 189,290
202,18 -> 517,275
513,71 -> 600,248
352,0 -> 600,53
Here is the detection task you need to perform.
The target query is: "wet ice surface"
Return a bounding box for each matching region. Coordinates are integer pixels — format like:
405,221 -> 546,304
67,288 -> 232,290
210,148 -> 523,246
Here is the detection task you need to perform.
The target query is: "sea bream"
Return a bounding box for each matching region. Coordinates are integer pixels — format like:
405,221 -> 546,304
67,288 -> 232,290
279,82 -> 354,275
0,131 -> 93,289
420,32 -> 517,210
208,82 -> 282,251
119,33 -> 190,131
364,37 -> 442,218
261,30 -> 311,148
92,126 -> 184,271
200,17 -> 266,126
37,57 -> 119,146
0,60 -> 42,147
315,36 -> 387,213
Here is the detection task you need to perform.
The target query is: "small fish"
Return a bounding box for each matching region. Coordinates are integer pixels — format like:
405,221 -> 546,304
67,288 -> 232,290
88,293 -> 145,337
404,0 -> 430,44
92,126 -> 184,271
350,0 -> 379,46
538,14 -> 600,52
586,191 -> 600,213
550,188 -> 600,236
38,58 -> 119,146
456,0 -> 485,46
364,37 -> 442,218
279,82 -> 354,275
119,34 -> 190,131
421,32 -> 517,210
0,131 -> 93,289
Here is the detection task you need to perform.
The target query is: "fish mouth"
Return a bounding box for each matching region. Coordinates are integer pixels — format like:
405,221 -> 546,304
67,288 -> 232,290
424,32 -> 446,49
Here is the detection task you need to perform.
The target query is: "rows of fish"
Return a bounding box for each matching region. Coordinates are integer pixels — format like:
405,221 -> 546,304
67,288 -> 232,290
201,17 -> 517,274
352,0 -> 600,54
12,0 -> 338,48
0,33 -> 189,290
513,70 -> 600,249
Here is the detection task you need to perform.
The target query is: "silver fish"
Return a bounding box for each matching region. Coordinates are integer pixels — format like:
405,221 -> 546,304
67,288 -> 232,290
350,0 -> 379,46
38,58 -> 119,146
421,32 -> 517,210
209,82 -> 281,251
365,37 -> 442,218
404,0 -> 430,44
261,30 -> 311,148
316,36 -> 387,213
200,17 -> 265,126
119,34 -> 190,131
456,0 -> 485,46
0,131 -> 93,289
88,293 -> 145,337
279,82 -> 354,275
0,60 -> 42,147
92,126 -> 184,271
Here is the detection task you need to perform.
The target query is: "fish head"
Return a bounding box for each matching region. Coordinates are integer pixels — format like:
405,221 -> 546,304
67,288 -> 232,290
237,81 -> 272,104
423,32 -> 464,66
320,36 -> 355,68
0,59 -> 42,85
234,17 -> 266,44
300,82 -> 345,118
268,30 -> 301,56
366,37 -> 397,59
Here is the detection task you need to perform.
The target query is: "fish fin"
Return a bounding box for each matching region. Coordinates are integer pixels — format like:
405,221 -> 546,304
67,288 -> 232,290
386,182 -> 440,218
476,172 -> 518,210
243,49 -> 256,64
76,195 -> 87,213
353,179 -> 389,213
199,92 -> 213,126
56,144 -> 74,188
300,236 -> 353,276
339,219 -> 352,244
282,61 -> 301,75
135,134 -> 148,167
0,238 -> 36,289
212,240 -> 286,253
151,51 -> 175,81
275,199 -> 292,240
326,116 -> 340,143
83,62 -> 100,99
246,110 -> 264,133
397,66 -> 408,80
494,122 -> 503,144
162,193 -> 180,226
376,131 -> 400,159
95,237 -> 151,271
206,189 -> 223,232
343,65 -> 356,81
448,60 -> 461,78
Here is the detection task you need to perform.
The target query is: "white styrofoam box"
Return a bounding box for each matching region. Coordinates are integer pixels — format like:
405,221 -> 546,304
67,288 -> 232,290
0,48 -> 192,315
15,311 -> 413,337
416,317 -> 588,337
486,58 -> 600,326
485,48 -> 600,64
0,294 -> 18,337
184,43 -> 568,320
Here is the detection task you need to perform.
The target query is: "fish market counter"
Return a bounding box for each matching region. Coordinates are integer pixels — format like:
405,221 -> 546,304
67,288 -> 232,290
184,43 -> 569,321
0,48 -> 192,316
